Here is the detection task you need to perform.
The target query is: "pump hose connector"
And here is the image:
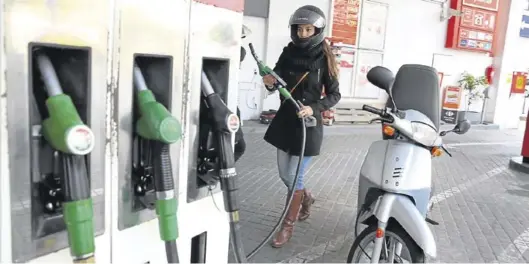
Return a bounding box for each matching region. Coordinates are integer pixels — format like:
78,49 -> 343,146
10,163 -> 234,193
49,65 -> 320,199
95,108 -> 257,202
152,142 -> 179,263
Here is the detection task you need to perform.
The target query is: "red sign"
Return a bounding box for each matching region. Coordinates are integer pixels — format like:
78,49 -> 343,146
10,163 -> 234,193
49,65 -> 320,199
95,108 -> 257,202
511,72 -> 528,94
462,0 -> 499,11
460,7 -> 496,31
193,0 -> 244,12
331,0 -> 360,45
445,0 -> 499,54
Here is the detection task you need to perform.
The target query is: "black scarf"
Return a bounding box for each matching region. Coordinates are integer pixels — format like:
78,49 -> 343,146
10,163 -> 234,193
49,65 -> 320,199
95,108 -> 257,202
281,42 -> 326,72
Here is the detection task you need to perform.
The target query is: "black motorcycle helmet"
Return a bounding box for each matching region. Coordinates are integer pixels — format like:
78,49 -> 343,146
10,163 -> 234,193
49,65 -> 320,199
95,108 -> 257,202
289,5 -> 326,49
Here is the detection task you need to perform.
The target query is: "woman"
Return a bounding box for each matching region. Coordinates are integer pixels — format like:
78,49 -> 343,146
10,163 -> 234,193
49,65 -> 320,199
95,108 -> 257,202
262,5 -> 341,248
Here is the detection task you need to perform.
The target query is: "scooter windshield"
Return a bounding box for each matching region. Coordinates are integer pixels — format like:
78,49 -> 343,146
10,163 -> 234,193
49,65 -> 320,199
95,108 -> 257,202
386,64 -> 441,130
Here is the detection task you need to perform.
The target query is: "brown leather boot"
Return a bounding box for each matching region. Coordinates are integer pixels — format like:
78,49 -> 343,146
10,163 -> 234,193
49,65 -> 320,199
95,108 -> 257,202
272,189 -> 304,248
299,189 -> 315,221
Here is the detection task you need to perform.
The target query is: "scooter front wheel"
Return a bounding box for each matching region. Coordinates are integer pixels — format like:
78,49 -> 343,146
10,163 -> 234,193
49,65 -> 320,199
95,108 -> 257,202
347,224 -> 425,263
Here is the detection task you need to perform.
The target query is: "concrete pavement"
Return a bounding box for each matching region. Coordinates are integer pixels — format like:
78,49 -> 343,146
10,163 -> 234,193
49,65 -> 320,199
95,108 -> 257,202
228,123 -> 527,263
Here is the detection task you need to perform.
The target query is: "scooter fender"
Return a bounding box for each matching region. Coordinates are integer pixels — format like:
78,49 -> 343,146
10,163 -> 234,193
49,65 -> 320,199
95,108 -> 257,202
374,193 -> 437,258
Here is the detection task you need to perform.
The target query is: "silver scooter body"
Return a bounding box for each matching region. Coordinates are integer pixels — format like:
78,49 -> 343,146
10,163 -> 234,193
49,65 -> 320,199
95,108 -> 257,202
357,109 -> 439,260
352,65 -> 471,264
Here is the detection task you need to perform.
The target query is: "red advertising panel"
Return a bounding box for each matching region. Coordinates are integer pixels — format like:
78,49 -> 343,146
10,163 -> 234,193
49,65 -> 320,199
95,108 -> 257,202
460,7 -> 496,31
445,0 -> 499,54
331,0 -> 360,45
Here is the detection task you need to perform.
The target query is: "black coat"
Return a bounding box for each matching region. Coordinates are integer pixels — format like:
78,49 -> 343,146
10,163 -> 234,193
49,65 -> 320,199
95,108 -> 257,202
263,51 -> 341,157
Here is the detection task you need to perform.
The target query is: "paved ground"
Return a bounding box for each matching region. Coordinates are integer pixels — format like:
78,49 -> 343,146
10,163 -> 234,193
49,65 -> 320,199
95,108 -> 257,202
228,121 -> 529,263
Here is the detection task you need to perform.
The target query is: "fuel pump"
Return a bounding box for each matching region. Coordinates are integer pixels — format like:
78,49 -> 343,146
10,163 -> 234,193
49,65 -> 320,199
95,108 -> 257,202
132,63 -> 181,264
35,51 -> 97,263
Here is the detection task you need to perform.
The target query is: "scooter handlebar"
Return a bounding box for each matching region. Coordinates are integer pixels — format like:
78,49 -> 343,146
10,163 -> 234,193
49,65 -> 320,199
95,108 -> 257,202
362,105 -> 385,116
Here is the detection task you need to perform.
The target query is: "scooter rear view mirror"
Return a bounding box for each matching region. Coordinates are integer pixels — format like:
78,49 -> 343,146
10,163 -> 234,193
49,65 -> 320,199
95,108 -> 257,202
367,66 -> 394,94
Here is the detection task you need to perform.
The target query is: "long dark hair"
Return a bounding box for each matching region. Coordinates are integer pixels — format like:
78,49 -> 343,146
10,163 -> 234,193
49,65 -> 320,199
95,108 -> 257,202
322,40 -> 339,79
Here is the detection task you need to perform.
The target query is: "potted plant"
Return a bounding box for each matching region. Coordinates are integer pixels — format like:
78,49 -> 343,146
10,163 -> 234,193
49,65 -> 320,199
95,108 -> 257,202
458,72 -> 488,124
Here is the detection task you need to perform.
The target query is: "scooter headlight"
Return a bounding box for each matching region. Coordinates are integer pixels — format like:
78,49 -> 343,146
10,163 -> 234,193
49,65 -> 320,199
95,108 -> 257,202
65,124 -> 95,155
411,122 -> 438,146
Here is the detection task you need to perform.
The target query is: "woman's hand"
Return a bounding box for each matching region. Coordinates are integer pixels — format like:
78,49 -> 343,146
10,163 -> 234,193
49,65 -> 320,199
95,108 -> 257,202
297,103 -> 314,118
263,74 -> 277,87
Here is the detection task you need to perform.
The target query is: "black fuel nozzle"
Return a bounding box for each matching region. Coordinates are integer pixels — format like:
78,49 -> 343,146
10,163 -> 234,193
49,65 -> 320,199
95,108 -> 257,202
200,71 -> 241,213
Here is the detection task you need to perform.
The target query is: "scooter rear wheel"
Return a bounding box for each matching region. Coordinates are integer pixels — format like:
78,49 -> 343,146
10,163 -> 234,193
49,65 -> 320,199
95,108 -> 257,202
347,224 -> 425,263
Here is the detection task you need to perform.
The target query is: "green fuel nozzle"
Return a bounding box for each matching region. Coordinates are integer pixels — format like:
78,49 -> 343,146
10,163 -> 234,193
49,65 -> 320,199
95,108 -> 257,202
133,65 -> 182,144
35,52 -> 96,263
133,63 -> 180,263
247,43 -> 317,127
248,43 -> 287,90
36,53 -> 95,156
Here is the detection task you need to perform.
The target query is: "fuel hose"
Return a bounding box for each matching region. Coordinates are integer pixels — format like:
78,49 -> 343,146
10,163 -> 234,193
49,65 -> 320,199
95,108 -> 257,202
200,70 -> 307,262
35,52 -> 96,263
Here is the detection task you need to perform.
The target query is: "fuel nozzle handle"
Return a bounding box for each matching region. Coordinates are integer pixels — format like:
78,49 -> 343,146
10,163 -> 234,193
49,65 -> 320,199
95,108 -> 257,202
35,53 -> 95,156
133,64 -> 182,144
248,43 -> 287,88
200,71 -> 240,134
247,44 -> 316,127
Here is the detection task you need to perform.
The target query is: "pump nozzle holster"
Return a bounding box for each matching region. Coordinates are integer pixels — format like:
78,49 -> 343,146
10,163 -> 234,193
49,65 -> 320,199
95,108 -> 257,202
136,90 -> 182,144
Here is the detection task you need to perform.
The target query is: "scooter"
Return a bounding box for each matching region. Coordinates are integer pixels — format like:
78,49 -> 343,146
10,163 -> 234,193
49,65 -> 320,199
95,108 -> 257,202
347,65 -> 471,263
